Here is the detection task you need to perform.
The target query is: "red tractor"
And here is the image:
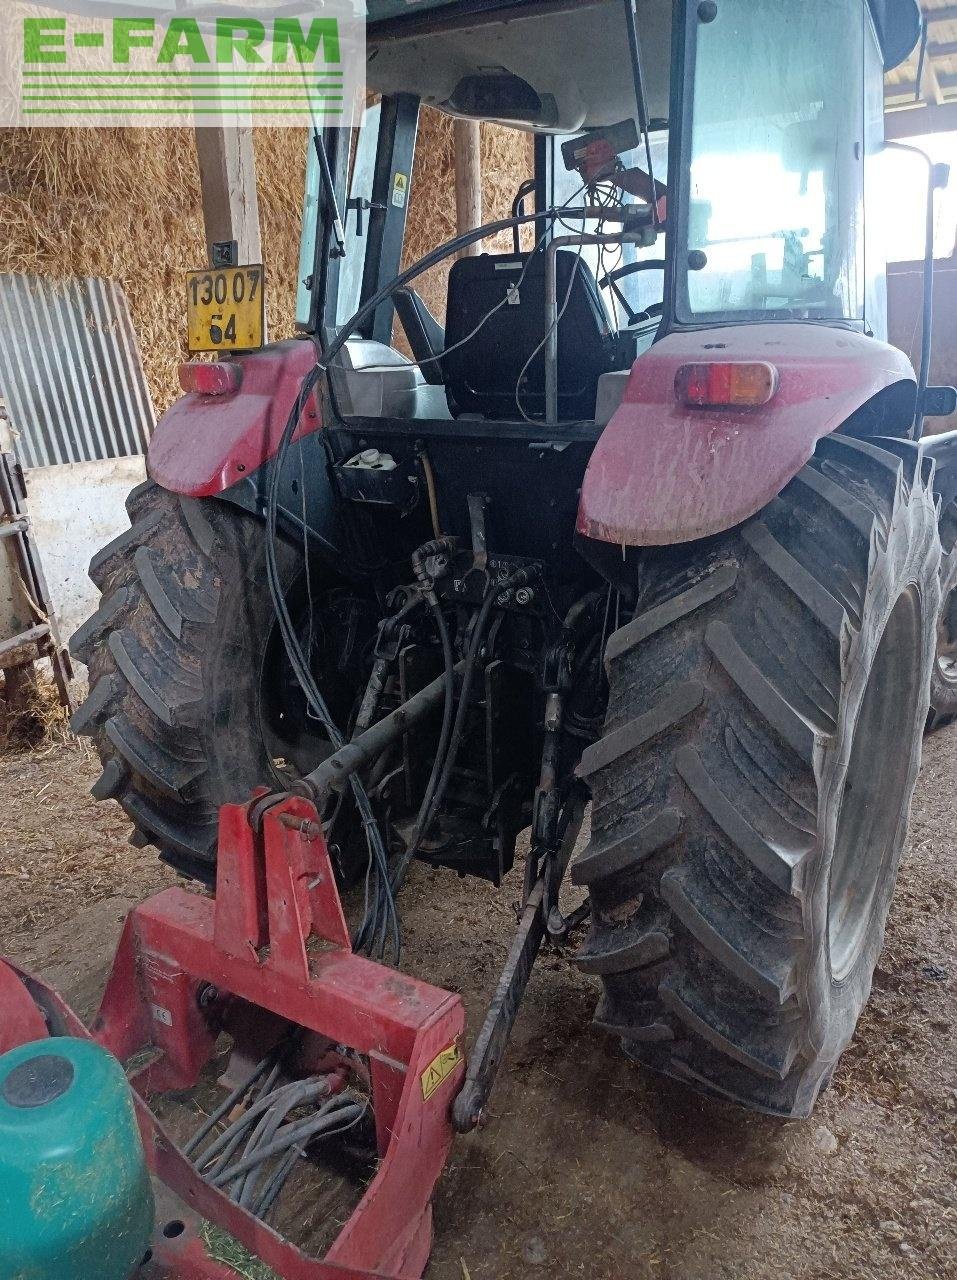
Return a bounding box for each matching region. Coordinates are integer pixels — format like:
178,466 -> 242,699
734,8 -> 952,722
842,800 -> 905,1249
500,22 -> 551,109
70,0 -> 956,1138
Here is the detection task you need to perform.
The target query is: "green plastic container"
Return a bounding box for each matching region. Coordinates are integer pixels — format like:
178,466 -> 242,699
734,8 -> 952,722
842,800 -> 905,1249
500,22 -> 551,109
0,1037 -> 154,1280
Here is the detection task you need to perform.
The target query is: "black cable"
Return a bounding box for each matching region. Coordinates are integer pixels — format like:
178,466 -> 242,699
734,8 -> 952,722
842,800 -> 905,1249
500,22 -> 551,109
264,396 -> 400,960
351,182 -> 595,378
622,0 -> 661,232
514,238 -> 587,423
319,203 -> 608,378
512,179 -> 539,254
412,598 -> 455,846
350,588 -> 453,959
516,178 -> 626,422
351,545 -> 455,958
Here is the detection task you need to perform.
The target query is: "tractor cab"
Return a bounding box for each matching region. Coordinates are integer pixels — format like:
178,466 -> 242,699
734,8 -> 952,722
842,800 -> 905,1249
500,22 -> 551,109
297,0 -> 917,437
298,0 -> 671,435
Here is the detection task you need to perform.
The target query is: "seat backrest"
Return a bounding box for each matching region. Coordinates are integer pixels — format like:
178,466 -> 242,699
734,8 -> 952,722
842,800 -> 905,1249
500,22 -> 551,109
442,250 -> 616,420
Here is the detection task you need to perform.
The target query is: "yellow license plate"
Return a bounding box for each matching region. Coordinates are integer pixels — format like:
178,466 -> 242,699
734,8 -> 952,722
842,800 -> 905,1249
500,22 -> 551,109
186,265 -> 265,354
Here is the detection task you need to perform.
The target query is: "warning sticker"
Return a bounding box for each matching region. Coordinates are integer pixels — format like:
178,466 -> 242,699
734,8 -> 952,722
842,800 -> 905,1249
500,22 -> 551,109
392,172 -> 409,208
420,1043 -> 462,1101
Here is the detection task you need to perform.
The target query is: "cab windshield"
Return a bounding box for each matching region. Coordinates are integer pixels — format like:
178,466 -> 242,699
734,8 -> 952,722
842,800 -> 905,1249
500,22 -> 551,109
677,0 -> 877,326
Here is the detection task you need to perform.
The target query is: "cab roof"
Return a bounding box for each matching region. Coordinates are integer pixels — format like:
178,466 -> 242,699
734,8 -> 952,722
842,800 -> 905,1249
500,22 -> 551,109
367,0 -> 921,72
367,0 -> 670,135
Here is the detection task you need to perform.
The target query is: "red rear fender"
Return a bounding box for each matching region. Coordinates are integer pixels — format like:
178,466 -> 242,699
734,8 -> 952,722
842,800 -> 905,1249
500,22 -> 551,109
577,325 -> 916,547
147,340 -> 320,498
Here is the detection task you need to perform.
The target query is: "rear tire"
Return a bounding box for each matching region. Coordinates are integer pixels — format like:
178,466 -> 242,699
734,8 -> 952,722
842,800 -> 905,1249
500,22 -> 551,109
70,482 -> 357,883
572,435 -> 940,1117
928,497 -> 957,732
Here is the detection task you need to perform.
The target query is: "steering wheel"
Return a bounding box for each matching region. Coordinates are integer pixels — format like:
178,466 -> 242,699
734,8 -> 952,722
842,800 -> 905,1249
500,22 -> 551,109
598,251 -> 707,327
598,258 -> 666,291
597,259 -> 666,328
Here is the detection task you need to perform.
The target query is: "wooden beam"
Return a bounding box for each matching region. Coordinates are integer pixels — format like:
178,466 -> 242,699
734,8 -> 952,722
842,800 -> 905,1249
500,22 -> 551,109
453,119 -> 483,258
193,127 -> 263,268
928,5 -> 957,22
924,54 -> 946,106
885,98 -> 957,138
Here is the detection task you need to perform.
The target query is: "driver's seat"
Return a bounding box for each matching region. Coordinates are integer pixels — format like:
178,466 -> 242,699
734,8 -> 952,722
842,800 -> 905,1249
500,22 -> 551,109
442,249 -> 626,421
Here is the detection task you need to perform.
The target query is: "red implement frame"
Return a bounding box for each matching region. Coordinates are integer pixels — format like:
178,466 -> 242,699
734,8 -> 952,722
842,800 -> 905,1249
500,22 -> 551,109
1,794 -> 465,1280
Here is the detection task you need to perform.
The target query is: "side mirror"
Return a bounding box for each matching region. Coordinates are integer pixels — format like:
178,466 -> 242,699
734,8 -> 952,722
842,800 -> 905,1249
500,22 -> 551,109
921,386 -> 957,418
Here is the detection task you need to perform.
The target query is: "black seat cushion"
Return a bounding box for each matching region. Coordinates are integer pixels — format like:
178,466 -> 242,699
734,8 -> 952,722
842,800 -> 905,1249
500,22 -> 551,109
442,250 -> 619,420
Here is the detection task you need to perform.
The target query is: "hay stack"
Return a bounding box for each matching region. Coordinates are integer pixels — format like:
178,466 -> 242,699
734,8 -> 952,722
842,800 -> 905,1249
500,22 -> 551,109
0,114 -> 531,414
403,108 -> 534,322
0,126 -> 306,413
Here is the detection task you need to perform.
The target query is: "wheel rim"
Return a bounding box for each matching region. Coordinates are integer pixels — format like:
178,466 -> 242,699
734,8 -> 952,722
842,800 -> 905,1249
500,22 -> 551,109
935,586 -> 957,686
827,587 -> 923,982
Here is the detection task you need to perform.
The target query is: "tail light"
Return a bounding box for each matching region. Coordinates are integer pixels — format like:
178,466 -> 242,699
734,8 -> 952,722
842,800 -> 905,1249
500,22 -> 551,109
178,361 -> 243,397
675,361 -> 778,408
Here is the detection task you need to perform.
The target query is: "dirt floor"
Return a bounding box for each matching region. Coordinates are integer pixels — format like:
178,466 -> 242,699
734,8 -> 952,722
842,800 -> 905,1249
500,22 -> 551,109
1,718 -> 955,1280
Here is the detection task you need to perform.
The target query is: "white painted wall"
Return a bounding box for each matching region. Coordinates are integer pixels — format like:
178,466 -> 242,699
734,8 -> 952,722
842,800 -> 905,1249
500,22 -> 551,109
24,457 -> 146,652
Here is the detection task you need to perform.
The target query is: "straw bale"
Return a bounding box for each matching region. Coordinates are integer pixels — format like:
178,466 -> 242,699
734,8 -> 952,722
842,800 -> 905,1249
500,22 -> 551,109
0,126 -> 306,413
0,112 -> 530,414
402,108 -> 534,325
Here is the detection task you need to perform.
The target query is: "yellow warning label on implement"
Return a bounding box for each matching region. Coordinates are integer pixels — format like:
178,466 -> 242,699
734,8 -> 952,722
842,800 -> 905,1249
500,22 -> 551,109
420,1043 -> 462,1101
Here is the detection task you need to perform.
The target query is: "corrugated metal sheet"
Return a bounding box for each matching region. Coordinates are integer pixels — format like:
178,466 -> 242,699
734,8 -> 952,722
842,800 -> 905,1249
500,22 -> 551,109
0,274 -> 154,469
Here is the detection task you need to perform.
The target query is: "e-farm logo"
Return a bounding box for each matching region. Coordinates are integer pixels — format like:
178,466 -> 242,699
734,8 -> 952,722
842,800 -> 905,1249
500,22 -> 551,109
0,3 -> 364,127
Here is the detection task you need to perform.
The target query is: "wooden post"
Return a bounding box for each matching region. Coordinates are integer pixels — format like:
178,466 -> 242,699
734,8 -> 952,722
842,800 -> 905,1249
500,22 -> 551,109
454,119 -> 483,257
193,127 -> 263,267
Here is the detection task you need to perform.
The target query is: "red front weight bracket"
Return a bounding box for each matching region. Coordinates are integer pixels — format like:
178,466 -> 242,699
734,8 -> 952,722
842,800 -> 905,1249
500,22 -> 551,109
2,794 -> 465,1280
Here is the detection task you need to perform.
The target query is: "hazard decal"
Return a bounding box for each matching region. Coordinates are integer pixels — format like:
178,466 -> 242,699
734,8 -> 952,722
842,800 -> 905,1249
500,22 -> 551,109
420,1043 -> 462,1101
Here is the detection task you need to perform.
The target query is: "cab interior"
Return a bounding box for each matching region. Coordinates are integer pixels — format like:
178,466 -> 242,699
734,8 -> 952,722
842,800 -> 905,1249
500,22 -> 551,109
299,0 -> 674,445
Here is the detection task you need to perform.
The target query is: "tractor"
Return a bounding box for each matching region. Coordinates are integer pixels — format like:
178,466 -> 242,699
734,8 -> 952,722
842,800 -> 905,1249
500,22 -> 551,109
69,0 -> 957,1122
9,0 -> 949,1269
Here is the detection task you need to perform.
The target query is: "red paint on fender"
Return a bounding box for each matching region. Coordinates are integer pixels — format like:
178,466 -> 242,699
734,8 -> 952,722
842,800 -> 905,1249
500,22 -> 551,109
577,325 -> 916,547
148,339 -> 320,498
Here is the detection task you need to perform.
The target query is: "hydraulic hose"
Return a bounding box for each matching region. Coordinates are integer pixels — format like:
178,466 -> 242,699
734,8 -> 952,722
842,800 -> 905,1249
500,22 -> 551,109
183,1050 -> 276,1157
412,598 -> 455,846
409,542 -> 457,851
210,1101 -> 367,1186
390,565 -> 537,893
253,1147 -> 301,1219
235,1077 -> 328,1208
194,1077 -> 331,1172
362,543 -> 456,961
